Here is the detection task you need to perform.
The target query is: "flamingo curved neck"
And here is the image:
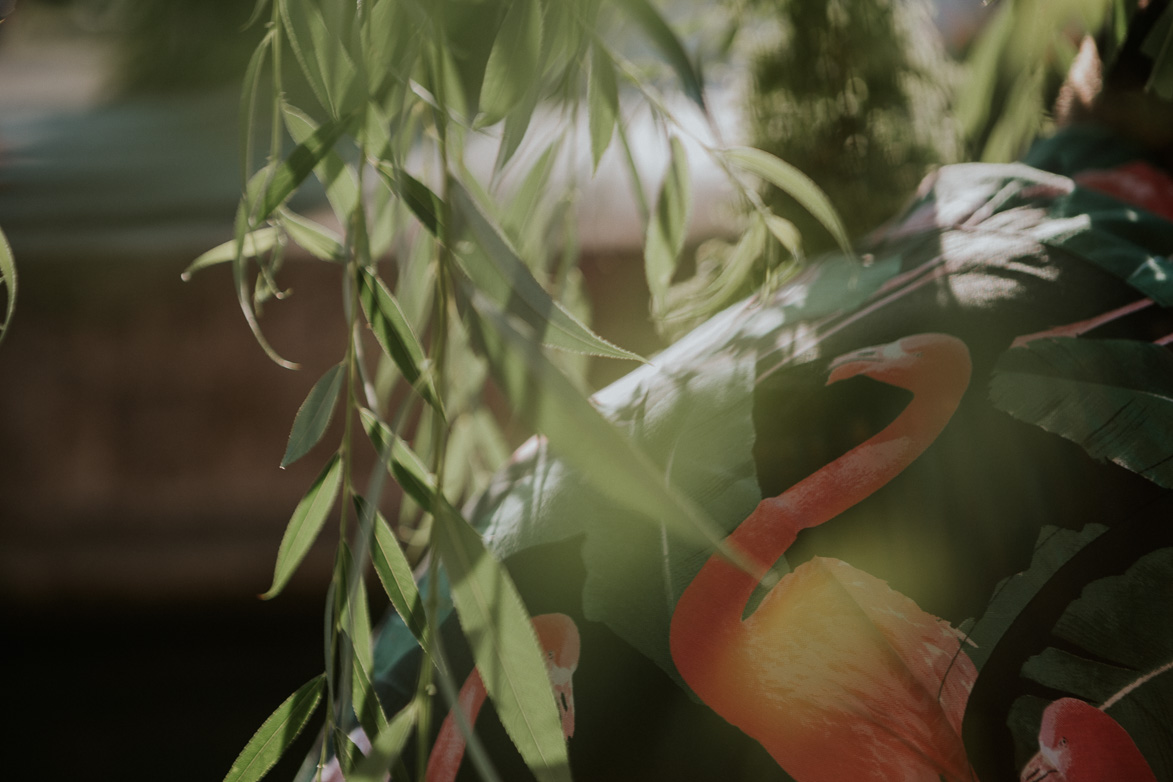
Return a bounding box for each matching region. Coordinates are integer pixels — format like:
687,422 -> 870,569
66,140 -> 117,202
673,362 -> 968,661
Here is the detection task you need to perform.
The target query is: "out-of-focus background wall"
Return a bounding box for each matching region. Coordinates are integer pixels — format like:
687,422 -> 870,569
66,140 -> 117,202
0,1 -> 981,778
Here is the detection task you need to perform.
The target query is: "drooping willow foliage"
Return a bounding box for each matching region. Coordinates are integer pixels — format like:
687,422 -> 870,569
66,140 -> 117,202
161,0 -> 1171,780
186,2 -> 853,781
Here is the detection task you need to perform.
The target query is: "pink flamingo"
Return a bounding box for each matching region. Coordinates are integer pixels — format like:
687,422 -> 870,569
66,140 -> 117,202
670,333 -> 978,782
319,613 -> 580,782
426,613 -> 580,782
1019,659 -> 1171,781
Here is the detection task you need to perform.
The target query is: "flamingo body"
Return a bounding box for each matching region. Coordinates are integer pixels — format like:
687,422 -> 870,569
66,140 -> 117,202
670,334 -> 977,782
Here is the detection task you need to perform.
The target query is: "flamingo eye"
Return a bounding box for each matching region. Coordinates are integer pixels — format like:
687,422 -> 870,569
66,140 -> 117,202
547,650 -> 554,660
1059,737 -> 1067,746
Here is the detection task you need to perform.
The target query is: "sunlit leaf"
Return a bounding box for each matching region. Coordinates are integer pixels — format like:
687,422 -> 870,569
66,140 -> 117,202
281,363 -> 345,468
645,137 -> 691,310
278,209 -> 343,261
283,107 -> 361,224
725,146 -> 852,256
222,674 -> 325,782
588,44 -> 619,171
182,228 -> 280,281
480,0 -> 542,126
359,407 -> 436,510
348,702 -> 417,782
358,268 -> 442,412
280,0 -> 365,118
617,0 -> 705,109
990,338 -> 1173,489
259,112 -> 355,221
431,501 -> 571,782
450,179 -> 642,361
0,225 -> 16,348
262,453 -> 343,599
356,495 -> 430,655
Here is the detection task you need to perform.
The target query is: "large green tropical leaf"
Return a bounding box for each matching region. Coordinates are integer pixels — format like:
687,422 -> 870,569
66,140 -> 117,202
990,338 -> 1173,489
462,286 -> 759,674
963,511 -> 1173,779
1009,547 -> 1173,778
223,674 -> 325,782
432,501 -> 572,782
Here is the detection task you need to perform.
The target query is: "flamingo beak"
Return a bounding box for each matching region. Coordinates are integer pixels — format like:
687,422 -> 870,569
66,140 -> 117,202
550,667 -> 576,738
1019,749 -> 1058,781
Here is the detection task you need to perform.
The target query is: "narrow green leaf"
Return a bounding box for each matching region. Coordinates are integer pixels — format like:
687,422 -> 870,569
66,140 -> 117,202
725,146 -> 853,256
182,228 -> 280,281
278,209 -> 343,261
242,0 -> 271,30
617,0 -> 704,109
348,702 -> 418,782
356,495 -> 430,655
283,107 -> 361,224
359,407 -> 436,509
989,338 -> 1173,489
280,0 -> 365,117
645,137 -> 691,309
261,453 -> 343,599
588,44 -> 619,171
462,286 -> 738,558
479,0 -> 542,126
232,174 -> 298,370
281,363 -> 345,468
239,30 -> 273,191
0,225 -> 16,348
763,213 -> 802,260
450,179 -> 643,361
432,502 -> 571,782
336,542 -> 375,676
259,112 -> 354,221
342,629 -> 390,743
1143,4 -> 1173,100
495,76 -> 540,171
222,674 -> 325,782
615,119 -> 650,223
375,163 -> 441,236
358,269 -> 442,412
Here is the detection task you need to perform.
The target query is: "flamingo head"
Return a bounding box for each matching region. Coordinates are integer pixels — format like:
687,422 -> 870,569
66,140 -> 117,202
827,333 -> 971,395
533,613 -> 581,738
1019,697 -> 1156,782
